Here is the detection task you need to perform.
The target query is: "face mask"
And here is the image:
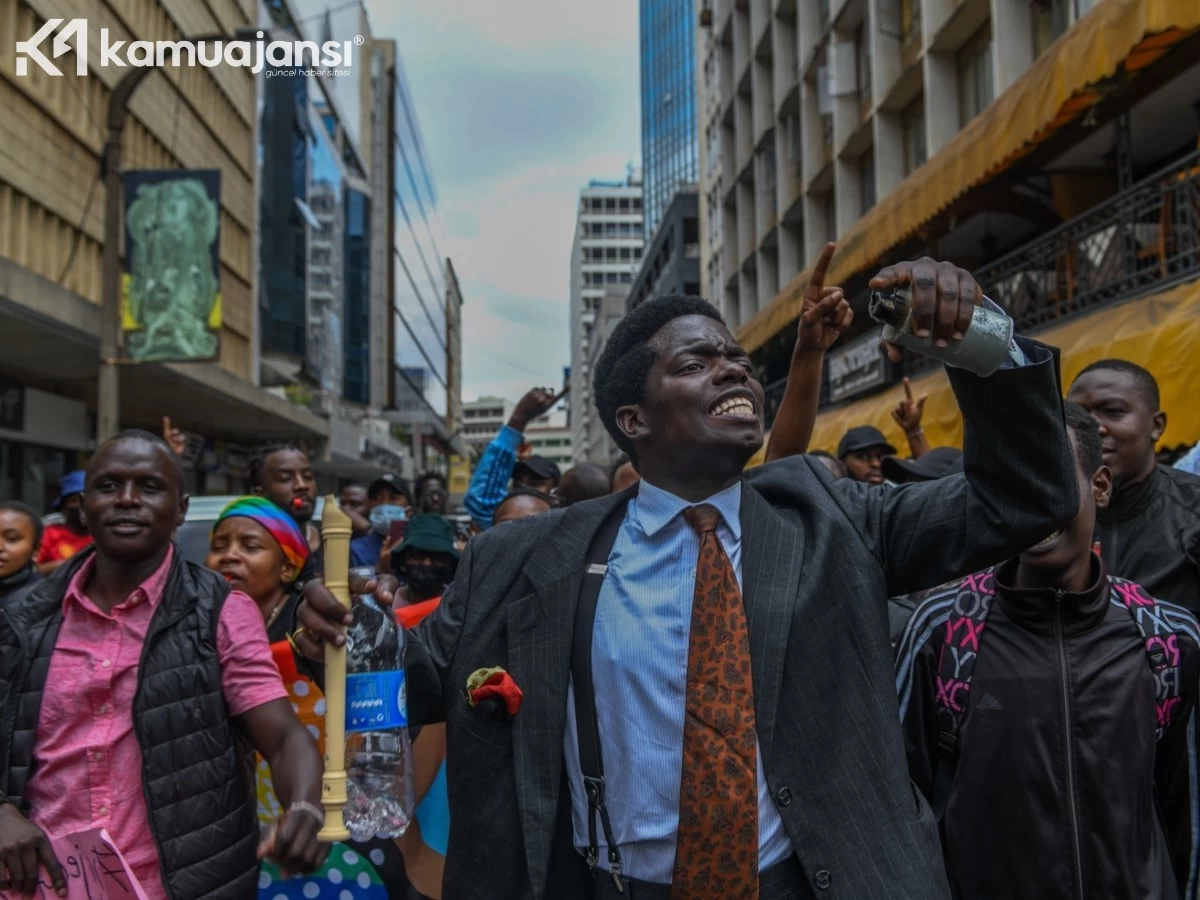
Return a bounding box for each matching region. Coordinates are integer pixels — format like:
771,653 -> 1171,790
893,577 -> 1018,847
402,561 -> 454,600
369,504 -> 407,535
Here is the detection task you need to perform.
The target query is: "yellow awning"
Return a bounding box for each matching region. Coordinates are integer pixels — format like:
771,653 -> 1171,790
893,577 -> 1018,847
738,0 -> 1200,354
789,278 -> 1200,458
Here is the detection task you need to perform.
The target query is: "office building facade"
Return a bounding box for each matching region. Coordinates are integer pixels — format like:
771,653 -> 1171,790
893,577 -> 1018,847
697,0 -> 1200,454
462,396 -> 512,458
642,0 -> 701,237
568,173 -> 645,463
0,0 -> 330,508
628,186 -> 701,310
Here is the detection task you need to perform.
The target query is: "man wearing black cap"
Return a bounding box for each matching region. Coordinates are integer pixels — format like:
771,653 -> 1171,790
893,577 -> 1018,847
513,456 -> 562,496
349,474 -> 413,569
837,426 -> 897,485
881,446 -> 964,485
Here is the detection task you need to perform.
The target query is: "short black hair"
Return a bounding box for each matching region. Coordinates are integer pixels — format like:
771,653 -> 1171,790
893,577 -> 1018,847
249,444 -> 304,489
1064,401 -> 1104,478
417,472 -> 447,493
1074,359 -> 1160,411
97,429 -> 184,492
593,294 -> 725,459
0,501 -> 43,550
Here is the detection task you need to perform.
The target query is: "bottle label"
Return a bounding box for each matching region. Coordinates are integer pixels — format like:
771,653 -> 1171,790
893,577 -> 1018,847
346,670 -> 408,733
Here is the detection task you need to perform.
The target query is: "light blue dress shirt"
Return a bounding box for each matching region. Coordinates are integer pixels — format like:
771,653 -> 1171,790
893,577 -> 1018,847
563,479 -> 791,883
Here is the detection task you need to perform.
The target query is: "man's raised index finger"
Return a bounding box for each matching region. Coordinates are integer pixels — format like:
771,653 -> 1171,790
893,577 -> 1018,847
809,242 -> 836,296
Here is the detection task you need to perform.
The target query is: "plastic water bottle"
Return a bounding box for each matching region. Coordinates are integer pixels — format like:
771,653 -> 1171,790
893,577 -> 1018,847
342,589 -> 415,842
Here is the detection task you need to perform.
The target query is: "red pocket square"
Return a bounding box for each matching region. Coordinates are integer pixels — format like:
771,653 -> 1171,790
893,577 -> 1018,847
466,666 -> 524,716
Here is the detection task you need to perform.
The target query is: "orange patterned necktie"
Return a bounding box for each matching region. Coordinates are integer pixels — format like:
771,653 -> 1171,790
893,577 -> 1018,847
671,504 -> 758,899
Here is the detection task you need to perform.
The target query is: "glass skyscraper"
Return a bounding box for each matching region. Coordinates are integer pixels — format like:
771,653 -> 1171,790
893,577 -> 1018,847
387,48 -> 449,421
640,0 -> 699,238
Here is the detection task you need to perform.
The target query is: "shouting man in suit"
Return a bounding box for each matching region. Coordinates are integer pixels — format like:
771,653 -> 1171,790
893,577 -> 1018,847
296,249 -> 1078,900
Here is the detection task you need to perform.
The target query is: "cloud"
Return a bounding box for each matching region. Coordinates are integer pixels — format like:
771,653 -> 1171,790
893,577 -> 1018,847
364,0 -> 641,405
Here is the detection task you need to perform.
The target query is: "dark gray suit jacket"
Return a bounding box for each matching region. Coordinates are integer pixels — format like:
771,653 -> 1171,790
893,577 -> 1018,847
407,343 -> 1077,899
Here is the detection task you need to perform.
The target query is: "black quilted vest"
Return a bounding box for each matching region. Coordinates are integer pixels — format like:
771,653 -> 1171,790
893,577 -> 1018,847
0,547 -> 259,899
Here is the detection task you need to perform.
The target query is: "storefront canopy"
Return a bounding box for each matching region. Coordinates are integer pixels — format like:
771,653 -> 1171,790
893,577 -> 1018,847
773,277 -> 1200,460
738,0 -> 1200,354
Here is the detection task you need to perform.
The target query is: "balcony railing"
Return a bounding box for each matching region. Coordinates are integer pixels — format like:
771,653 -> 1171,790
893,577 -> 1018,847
761,149 -> 1200,425
905,150 -> 1200,378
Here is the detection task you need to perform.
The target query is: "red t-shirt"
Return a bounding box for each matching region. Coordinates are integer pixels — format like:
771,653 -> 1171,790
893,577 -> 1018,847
36,524 -> 93,565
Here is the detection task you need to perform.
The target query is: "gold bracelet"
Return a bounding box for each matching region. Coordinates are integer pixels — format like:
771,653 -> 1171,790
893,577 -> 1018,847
287,627 -> 307,656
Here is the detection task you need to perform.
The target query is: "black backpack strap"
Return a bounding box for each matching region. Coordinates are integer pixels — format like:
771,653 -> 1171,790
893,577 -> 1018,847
1110,576 -> 1185,738
572,499 -> 630,893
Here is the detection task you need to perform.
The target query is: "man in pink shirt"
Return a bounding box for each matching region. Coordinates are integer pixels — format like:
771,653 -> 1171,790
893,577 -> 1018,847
0,430 -> 326,898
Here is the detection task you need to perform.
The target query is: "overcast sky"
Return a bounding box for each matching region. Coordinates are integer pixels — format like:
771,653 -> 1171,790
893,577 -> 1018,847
364,0 -> 641,405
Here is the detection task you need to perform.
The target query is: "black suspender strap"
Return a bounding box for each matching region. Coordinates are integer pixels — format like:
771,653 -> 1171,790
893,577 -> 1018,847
571,499 -> 630,893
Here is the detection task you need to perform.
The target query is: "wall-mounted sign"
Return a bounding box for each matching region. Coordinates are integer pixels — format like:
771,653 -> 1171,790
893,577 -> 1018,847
826,327 -> 888,403
121,169 -> 222,363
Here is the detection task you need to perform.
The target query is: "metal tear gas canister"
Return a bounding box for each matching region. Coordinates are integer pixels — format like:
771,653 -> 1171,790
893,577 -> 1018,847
868,288 -> 1016,377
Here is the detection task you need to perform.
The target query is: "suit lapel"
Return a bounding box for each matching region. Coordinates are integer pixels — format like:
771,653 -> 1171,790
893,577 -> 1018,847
506,489 -> 633,898
739,482 -> 805,757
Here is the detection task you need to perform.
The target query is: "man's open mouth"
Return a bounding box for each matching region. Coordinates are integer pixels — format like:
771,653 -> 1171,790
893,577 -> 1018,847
709,395 -> 758,418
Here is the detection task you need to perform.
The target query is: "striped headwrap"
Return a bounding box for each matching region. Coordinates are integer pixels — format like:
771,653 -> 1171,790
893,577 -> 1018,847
212,495 -> 309,582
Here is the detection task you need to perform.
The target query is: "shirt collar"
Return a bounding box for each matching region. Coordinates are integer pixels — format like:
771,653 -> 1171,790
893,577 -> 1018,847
633,479 -> 742,540
63,545 -> 175,614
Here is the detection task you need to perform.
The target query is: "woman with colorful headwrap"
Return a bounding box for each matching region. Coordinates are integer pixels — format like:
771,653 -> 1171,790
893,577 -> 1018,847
206,497 -> 410,899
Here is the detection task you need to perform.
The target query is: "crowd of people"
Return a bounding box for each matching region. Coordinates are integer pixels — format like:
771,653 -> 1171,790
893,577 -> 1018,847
2,245 -> 1200,899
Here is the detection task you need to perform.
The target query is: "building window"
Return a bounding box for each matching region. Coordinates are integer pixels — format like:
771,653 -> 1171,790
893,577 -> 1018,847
620,272 -> 632,283
634,198 -> 643,210
619,198 -> 630,211
605,198 -> 616,211
606,247 -> 617,260
606,272 -> 619,284
590,198 -> 603,211
859,150 -> 876,213
899,0 -> 922,62
957,25 -> 993,126
634,247 -> 643,259
855,22 -> 871,104
1032,0 -> 1070,56
620,247 -> 631,260
901,98 -> 926,175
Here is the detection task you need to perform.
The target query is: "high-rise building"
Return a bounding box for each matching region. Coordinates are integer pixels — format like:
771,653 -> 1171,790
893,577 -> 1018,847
525,408 -> 574,470
445,257 -> 465,442
627,185 -> 701,310
462,396 -> 512,459
641,0 -> 700,238
366,37 -> 465,473
698,0 -> 1200,453
568,172 -> 645,464
585,289 -> 633,464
